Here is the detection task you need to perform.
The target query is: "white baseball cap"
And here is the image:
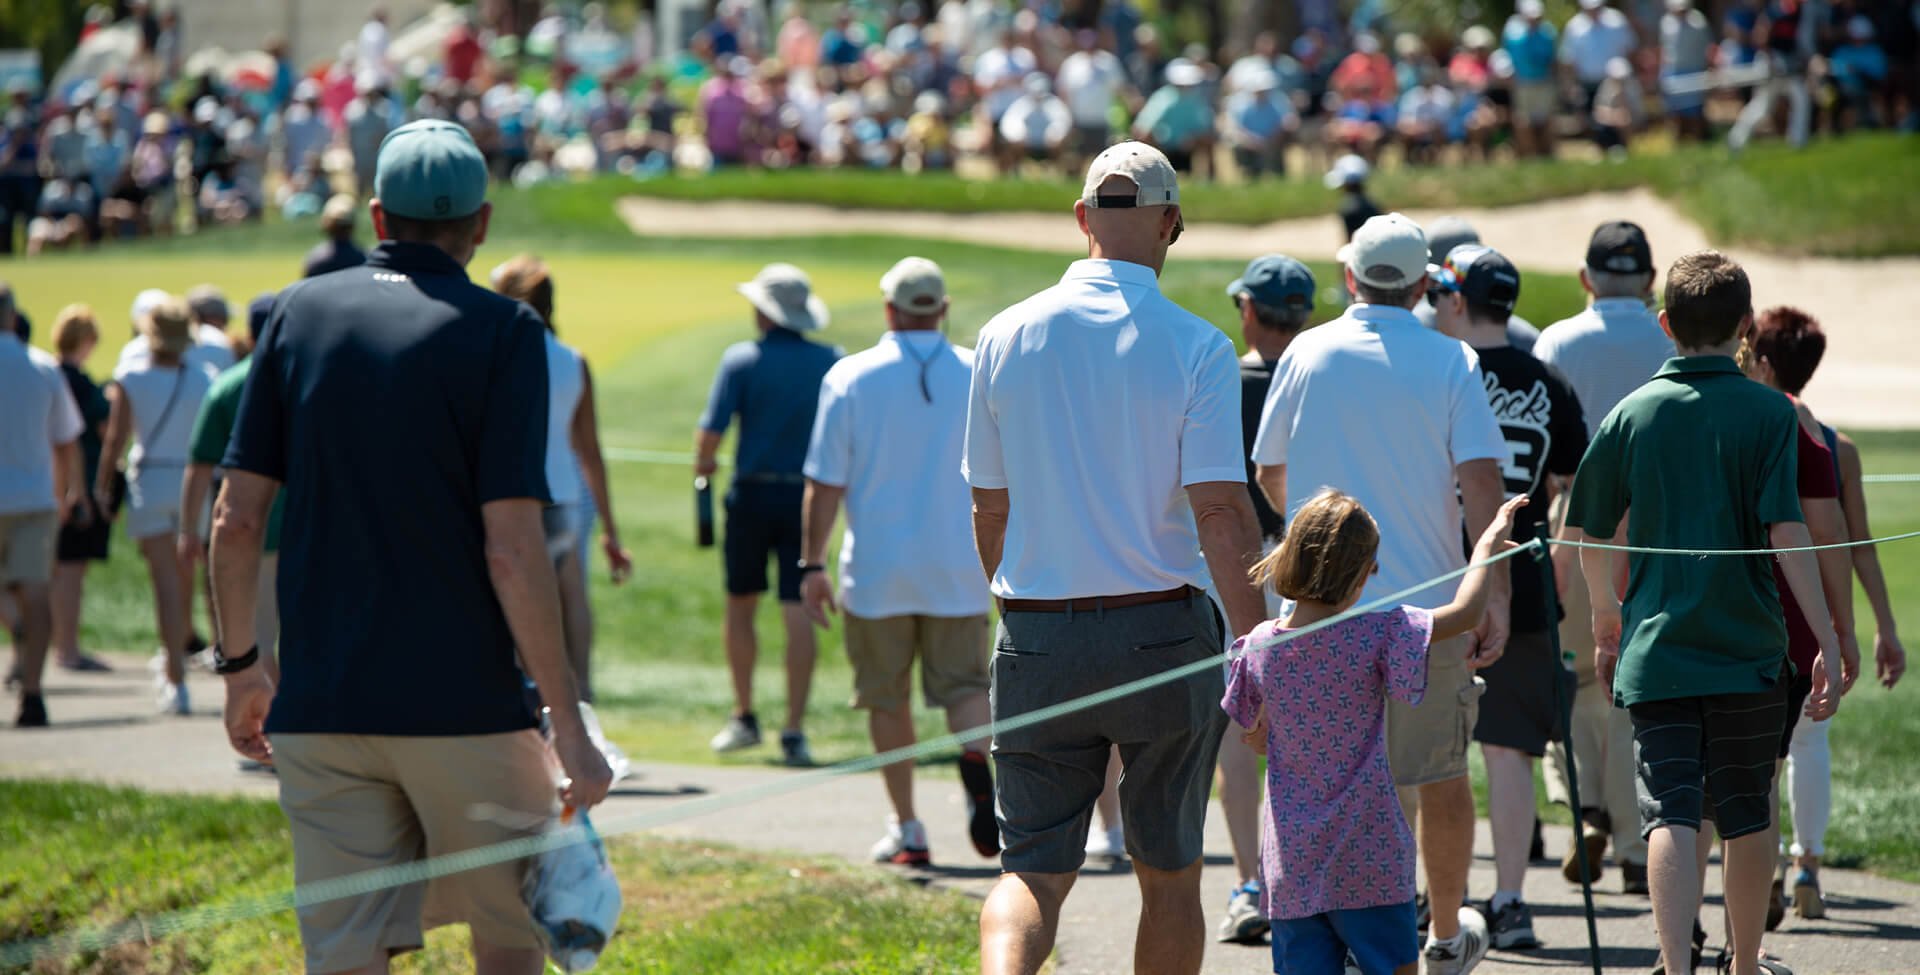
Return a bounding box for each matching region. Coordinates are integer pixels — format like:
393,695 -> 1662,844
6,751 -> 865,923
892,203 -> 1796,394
880,257 -> 947,313
1164,58 -> 1205,87
1578,0 -> 1604,10
1081,141 -> 1180,209
1323,152 -> 1371,189
1338,213 -> 1431,290
1518,0 -> 1546,17
737,263 -> 829,332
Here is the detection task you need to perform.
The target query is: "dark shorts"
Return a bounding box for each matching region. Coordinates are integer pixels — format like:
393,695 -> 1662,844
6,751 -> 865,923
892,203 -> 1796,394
1629,683 -> 1789,840
1271,899 -> 1419,975
722,480 -> 803,602
1472,628 -> 1573,757
1071,124 -> 1110,157
55,500 -> 111,563
990,593 -> 1227,874
1778,671 -> 1812,760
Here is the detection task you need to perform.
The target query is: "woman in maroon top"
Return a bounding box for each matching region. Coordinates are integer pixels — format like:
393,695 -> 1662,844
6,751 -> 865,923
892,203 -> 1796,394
1738,307 -> 1862,943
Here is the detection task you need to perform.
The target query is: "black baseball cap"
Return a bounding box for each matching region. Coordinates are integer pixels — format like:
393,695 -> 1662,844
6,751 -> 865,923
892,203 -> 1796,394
1585,220 -> 1653,275
1443,244 -> 1522,314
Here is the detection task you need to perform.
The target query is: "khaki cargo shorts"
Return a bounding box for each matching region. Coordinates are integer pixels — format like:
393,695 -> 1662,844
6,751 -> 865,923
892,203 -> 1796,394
844,612 -> 991,712
271,730 -> 558,973
0,510 -> 57,586
1387,633 -> 1485,787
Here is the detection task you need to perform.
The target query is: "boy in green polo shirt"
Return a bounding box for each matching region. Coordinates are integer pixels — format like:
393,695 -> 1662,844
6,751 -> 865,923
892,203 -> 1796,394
1565,250 -> 1842,975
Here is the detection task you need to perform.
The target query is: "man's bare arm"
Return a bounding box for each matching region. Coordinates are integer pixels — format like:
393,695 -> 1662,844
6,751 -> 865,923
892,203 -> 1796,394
1254,463 -> 1287,520
211,471 -> 278,763
693,429 -> 724,477
971,487 -> 1010,586
1187,481 -> 1267,641
1772,521 -> 1843,720
798,480 -> 847,627
482,498 -> 612,807
1802,496 -> 1858,689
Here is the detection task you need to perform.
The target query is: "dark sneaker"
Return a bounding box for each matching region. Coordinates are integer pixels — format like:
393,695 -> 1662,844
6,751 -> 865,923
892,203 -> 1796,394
16,693 -> 48,728
779,729 -> 814,767
1766,877 -> 1787,931
958,750 -> 999,857
1530,818 -> 1548,863
1423,907 -> 1491,975
1487,899 -> 1541,950
1216,880 -> 1269,944
1621,861 -> 1650,895
58,653 -> 114,673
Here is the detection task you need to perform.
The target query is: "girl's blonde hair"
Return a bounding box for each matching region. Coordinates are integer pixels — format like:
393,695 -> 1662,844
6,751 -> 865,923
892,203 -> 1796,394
52,304 -> 99,358
1250,489 -> 1381,604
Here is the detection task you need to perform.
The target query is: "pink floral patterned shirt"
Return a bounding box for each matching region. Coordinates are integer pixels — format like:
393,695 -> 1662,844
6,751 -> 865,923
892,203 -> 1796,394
1222,606 -> 1432,920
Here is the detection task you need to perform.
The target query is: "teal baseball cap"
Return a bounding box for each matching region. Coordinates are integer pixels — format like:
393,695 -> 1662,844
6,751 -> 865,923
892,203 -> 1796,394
374,119 -> 488,220
1228,254 -> 1316,311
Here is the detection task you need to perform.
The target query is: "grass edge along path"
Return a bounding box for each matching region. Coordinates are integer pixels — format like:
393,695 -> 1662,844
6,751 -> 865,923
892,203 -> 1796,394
0,779 -> 982,975
610,132 -> 1919,258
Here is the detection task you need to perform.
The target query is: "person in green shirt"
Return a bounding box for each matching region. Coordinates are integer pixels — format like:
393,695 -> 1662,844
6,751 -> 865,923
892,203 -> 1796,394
179,293 -> 283,683
1565,251 -> 1843,975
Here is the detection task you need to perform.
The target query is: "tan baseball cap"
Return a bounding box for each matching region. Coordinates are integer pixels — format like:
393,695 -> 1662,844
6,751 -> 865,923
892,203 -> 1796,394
1080,141 -> 1180,210
1338,212 -> 1431,290
880,256 -> 946,313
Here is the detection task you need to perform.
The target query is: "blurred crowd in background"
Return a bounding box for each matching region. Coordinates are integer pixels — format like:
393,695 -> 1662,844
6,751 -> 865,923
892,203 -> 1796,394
3,0 -> 1918,256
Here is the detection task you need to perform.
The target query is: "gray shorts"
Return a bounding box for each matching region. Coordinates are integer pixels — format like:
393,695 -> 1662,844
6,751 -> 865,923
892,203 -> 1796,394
990,593 -> 1227,874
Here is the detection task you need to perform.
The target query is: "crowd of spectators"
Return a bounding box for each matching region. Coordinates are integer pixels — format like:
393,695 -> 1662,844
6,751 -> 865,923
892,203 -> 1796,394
3,0 -> 1918,257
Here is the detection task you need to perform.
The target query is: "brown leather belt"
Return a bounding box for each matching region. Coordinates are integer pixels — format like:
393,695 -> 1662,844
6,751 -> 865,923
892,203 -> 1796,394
998,585 -> 1199,615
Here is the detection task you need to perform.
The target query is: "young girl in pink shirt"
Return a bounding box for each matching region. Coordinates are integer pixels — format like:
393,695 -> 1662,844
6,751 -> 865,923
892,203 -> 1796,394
1224,489 -> 1525,975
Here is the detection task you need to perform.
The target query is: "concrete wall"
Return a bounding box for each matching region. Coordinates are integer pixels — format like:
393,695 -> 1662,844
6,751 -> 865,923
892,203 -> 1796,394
176,0 -> 438,71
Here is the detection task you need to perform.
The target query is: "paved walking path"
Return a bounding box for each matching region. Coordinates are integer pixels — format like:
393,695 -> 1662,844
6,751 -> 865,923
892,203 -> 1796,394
6,656 -> 1919,973
616,190 -> 1920,431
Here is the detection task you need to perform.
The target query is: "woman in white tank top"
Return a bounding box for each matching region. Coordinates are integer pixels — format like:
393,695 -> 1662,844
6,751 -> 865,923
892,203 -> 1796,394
491,256 -> 632,701
95,295 -> 211,716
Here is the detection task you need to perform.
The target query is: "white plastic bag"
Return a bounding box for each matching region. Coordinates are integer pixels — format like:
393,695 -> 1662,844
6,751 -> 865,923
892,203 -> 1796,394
524,808 -> 622,973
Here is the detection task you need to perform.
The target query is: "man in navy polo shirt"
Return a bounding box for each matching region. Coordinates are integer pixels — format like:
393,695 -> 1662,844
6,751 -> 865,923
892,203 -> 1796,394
695,263 -> 841,767
210,119 -> 611,975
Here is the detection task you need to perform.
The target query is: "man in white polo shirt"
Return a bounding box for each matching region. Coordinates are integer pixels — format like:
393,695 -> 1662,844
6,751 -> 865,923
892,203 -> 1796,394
799,256 -> 998,869
966,142 -> 1267,975
1251,212 -> 1510,974
1,282 -> 87,728
1532,220 -> 1670,895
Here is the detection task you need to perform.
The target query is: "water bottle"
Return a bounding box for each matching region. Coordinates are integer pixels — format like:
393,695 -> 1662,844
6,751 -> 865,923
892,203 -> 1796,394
694,475 -> 715,547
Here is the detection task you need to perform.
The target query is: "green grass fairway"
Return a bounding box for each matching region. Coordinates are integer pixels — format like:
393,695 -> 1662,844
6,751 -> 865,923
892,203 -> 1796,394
0,780 -> 978,974
614,133 -> 1920,257
5,184 -> 1918,880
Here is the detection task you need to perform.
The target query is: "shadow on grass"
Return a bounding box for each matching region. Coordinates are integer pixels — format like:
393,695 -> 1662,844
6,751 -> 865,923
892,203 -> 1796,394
607,782 -> 709,799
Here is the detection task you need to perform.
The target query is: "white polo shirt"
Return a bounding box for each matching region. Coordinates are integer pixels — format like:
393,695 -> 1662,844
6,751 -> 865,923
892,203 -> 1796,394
1251,303 -> 1508,608
964,259 -> 1246,600
0,335 -> 86,515
1533,297 -> 1675,437
805,331 -> 989,619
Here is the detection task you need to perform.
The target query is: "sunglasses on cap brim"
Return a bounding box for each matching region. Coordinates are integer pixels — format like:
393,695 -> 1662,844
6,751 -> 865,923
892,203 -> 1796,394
1092,195 -> 1183,244
1425,265 -> 1461,306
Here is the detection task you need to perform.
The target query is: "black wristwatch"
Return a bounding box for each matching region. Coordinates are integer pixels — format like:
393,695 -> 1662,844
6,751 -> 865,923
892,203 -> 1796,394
212,644 -> 261,675
797,562 -> 827,576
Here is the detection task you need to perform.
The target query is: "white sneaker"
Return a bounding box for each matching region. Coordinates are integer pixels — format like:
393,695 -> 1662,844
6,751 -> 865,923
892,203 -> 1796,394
156,681 -> 190,716
708,714 -> 762,753
1084,824 -> 1127,861
870,817 -> 931,866
1423,907 -> 1491,975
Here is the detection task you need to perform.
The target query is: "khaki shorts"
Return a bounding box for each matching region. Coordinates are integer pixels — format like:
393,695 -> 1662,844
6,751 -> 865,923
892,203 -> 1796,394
1512,80 -> 1557,124
1387,634 -> 1484,787
271,730 -> 557,973
845,612 -> 991,712
0,510 -> 58,586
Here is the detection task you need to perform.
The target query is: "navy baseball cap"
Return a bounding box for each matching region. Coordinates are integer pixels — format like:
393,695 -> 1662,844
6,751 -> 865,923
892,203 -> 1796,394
1228,254 -> 1316,311
1440,244 -> 1522,314
1585,220 -> 1653,275
374,119 -> 488,220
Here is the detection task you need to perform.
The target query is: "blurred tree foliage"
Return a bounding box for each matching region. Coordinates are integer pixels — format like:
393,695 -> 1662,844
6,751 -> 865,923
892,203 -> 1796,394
0,0 -> 88,84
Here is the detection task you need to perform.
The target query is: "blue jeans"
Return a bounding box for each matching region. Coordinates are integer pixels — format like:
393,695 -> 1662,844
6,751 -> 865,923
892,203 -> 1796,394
1271,899 -> 1418,975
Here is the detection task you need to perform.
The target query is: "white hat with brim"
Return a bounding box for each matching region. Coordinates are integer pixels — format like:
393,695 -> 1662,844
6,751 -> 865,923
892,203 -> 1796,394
1165,60 -> 1205,87
130,288 -> 170,325
880,256 -> 947,313
1337,212 -> 1431,290
1323,153 -> 1371,189
738,263 -> 829,332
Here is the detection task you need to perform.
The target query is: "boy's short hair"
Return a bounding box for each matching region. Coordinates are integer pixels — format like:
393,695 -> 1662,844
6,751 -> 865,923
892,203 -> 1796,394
1749,306 -> 1825,395
1251,489 -> 1380,604
1663,250 -> 1751,349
